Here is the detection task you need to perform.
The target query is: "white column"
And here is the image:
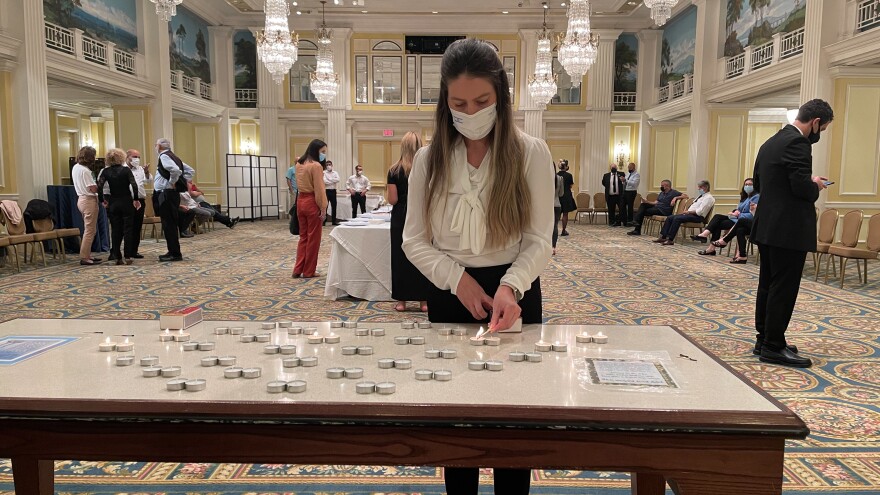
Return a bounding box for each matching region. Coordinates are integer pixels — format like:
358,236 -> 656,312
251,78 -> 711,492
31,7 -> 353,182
687,0 -> 720,195
587,31 -> 621,194
518,29 -> 545,139
10,0 -> 52,200
256,39 -> 283,159
636,30 -> 661,111
142,1 -> 173,151
208,26 -> 235,107
327,28 -> 352,178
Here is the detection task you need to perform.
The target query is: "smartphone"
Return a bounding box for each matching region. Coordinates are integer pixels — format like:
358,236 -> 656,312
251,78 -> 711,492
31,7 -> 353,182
823,181 -> 835,186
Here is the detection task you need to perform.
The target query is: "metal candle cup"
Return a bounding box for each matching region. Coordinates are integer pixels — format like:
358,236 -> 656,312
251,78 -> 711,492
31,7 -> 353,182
184,379 -> 206,392
267,380 -> 288,393
534,341 -> 553,352
279,344 -> 298,355
356,381 -> 376,394
182,342 -> 199,351
282,357 -> 301,368
140,355 -> 159,366
485,360 -> 503,371
224,366 -> 243,378
217,356 -> 237,366
344,367 -> 364,379
378,358 -> 395,369
375,382 -> 396,394
286,380 -> 307,393
166,378 -> 187,391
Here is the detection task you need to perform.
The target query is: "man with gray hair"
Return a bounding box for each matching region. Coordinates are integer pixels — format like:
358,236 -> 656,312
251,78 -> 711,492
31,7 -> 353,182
653,180 -> 715,246
153,138 -> 194,262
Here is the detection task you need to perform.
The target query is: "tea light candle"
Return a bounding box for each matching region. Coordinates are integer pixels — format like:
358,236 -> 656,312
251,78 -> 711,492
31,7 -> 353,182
166,378 -> 187,391
230,327 -> 245,335
214,327 -> 229,335
525,353 -> 543,363
417,322 -> 432,329
375,382 -> 396,394
394,336 -> 410,345
356,346 -> 373,356
161,366 -> 182,377
300,356 -> 318,367
142,366 -> 162,377
330,320 -> 343,328
278,321 -> 293,328
159,329 -> 173,342
408,336 -> 425,345
98,337 -> 117,352
201,356 -> 219,367
355,328 -> 370,336
484,337 -> 501,346
453,327 -> 467,336
255,334 -> 271,343
469,337 -> 485,346
370,328 -> 385,337
305,327 -> 318,334
424,349 -> 441,359
240,334 -> 256,343
552,342 -> 568,352
341,346 -> 358,356
343,321 -> 357,329
198,342 -> 215,351
224,366 -> 243,378
401,321 -> 415,329
433,370 -> 453,381
414,369 -> 434,381
344,367 -> 364,379
263,345 -> 280,354
173,330 -> 190,342
140,355 -> 159,366
217,356 -> 236,366
509,352 -> 526,362
280,344 -> 297,355
182,342 -> 199,351
324,334 -> 341,344
535,341 -> 552,352
116,338 -> 133,352
326,367 -> 345,379
576,332 -> 592,343
286,380 -> 307,393
288,326 -> 303,335
307,334 -> 324,344
115,356 -> 134,366
267,380 -> 288,393
393,359 -> 412,370
440,349 -> 457,359
378,358 -> 395,369
260,322 -> 275,330
282,357 -> 301,368
184,379 -> 206,392
485,360 -> 503,372
438,327 -> 452,336
356,381 -> 376,394
468,360 -> 486,371
593,332 -> 608,344
242,367 -> 262,379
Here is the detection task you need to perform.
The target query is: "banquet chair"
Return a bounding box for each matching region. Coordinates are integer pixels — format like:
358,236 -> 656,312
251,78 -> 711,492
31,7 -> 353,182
0,207 -> 37,271
813,209 -> 839,280
826,212 -> 879,288
823,210 -> 864,286
591,193 -> 607,224
574,192 -> 591,223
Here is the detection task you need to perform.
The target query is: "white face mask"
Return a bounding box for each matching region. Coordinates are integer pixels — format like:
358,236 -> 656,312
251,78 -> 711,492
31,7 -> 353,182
130,158 -> 140,167
450,103 -> 497,140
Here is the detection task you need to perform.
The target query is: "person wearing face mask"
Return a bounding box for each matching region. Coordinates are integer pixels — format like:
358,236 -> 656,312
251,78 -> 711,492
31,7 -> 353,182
323,160 -> 340,226
71,146 -> 102,265
556,159 -> 576,235
621,162 -> 640,226
124,149 -> 150,259
292,139 -> 329,278
627,179 -> 682,236
346,164 -> 371,218
602,164 -> 626,226
402,38 -> 553,495
653,180 -> 715,246
751,99 -> 833,368
692,178 -> 759,255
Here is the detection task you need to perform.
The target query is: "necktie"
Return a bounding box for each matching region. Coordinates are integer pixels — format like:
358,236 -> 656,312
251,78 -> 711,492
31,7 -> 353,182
611,173 -> 617,195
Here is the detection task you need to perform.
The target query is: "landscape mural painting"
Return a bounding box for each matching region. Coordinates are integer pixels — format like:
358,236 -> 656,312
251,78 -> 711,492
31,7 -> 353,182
725,0 -> 806,57
614,34 -> 639,93
660,6 -> 696,88
43,0 -> 139,53
234,30 -> 257,108
168,5 -> 211,83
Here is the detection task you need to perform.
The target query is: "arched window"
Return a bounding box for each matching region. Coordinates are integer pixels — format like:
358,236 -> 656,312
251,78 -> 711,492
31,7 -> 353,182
373,41 -> 402,51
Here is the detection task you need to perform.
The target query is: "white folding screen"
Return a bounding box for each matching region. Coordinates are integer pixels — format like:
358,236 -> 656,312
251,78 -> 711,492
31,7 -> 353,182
226,154 -> 278,220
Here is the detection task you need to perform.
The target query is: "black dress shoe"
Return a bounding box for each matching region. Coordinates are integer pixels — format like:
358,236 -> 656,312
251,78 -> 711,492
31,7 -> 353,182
652,237 -> 667,243
759,347 -> 812,368
180,231 -> 194,238
753,342 -> 799,355
627,230 -> 640,236
691,235 -> 708,243
132,254 -> 144,259
159,254 -> 184,262
561,230 -> 569,236
697,249 -> 716,256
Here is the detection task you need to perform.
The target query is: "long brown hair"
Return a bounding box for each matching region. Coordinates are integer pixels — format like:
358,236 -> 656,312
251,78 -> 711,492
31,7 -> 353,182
423,38 -> 529,249
390,131 -> 423,177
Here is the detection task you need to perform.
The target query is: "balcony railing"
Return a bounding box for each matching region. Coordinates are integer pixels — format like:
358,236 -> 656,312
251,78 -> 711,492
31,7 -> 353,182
43,21 -> 140,76
612,92 -> 637,110
656,73 -> 692,104
658,86 -> 670,104
235,88 -> 258,106
182,75 -> 197,96
200,81 -> 212,100
170,70 -> 213,101
858,0 -> 880,32
750,39 -> 774,70
724,27 -> 805,80
780,27 -> 805,59
170,71 -> 179,90
726,54 -> 746,78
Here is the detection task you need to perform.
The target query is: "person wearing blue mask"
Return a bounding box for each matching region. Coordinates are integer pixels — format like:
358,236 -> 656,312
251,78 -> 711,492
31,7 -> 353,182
692,178 -> 759,254
292,139 -> 329,279
653,180 -> 715,245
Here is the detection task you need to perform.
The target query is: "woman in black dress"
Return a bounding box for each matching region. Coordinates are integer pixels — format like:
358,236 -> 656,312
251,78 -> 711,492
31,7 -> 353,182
96,148 -> 141,265
557,159 -> 576,235
387,131 -> 430,312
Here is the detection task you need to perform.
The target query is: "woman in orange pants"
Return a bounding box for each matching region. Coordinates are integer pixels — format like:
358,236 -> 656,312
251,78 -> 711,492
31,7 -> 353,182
293,139 -> 329,278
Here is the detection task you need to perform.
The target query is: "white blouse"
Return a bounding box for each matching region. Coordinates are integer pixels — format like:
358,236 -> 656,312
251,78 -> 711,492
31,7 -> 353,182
402,132 -> 554,296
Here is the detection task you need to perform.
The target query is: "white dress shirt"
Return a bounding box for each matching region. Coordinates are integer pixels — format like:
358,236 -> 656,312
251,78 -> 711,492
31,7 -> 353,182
688,193 -> 716,218
324,169 -> 340,189
154,151 -> 194,190
72,164 -> 97,197
346,174 -> 371,193
129,164 -> 150,199
625,171 -> 640,191
402,132 -> 554,297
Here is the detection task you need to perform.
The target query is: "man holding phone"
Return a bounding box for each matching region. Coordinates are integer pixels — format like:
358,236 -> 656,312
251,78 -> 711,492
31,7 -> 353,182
751,99 -> 833,368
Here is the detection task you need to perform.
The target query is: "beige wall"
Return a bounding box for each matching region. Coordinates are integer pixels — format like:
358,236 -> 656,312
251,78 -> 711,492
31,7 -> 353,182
707,109 -> 749,211
172,120 -> 223,205
648,123 -> 689,194
609,123 -> 640,168
0,72 -> 16,194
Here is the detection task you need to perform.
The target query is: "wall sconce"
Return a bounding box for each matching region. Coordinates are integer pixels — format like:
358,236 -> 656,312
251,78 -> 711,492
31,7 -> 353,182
615,140 -> 630,168
242,137 -> 257,155
82,138 -> 96,150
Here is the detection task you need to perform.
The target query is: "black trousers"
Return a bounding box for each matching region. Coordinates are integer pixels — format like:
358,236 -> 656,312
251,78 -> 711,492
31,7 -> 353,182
755,244 -> 806,351
705,214 -> 735,241
605,193 -> 621,224
621,190 -> 637,224
351,193 -> 366,217
427,263 -> 539,495
196,201 -> 233,227
107,199 -> 136,259
325,189 -> 337,224
178,208 -> 197,234
722,219 -> 753,256
632,205 -> 663,233
153,191 -> 181,257
131,198 -> 145,254
552,206 -> 562,248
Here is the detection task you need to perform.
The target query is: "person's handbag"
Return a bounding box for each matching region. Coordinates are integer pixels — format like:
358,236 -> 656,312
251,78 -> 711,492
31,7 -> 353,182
288,193 -> 299,235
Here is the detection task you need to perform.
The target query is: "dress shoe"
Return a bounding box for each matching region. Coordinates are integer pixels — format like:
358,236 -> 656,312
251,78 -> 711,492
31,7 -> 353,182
662,240 -> 675,246
229,217 -> 240,228
691,235 -> 708,243
332,221 -> 340,226
753,342 -> 799,355
627,230 -> 641,236
730,258 -> 748,264
91,257 -> 103,262
561,230 -> 569,236
292,272 -> 302,278
159,254 -> 183,262
759,347 -> 812,368
697,249 -> 716,256
132,254 -> 144,259
652,237 -> 667,243
80,259 -> 101,266
115,259 -> 125,266
124,258 -> 133,265
180,231 -> 194,238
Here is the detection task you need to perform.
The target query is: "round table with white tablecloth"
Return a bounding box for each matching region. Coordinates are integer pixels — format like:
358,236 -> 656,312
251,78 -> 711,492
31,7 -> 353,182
325,217 -> 393,301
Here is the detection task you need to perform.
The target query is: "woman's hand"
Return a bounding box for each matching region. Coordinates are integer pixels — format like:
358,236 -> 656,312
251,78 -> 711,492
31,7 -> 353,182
455,273 -> 493,320
731,210 -> 740,218
489,285 -> 521,332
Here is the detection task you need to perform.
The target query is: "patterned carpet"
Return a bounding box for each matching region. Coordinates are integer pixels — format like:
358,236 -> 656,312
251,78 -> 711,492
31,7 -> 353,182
1,219 -> 879,494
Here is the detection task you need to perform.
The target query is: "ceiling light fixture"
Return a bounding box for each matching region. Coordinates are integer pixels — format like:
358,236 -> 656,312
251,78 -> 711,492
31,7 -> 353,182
528,3 -> 557,109
256,0 -> 299,84
310,1 -> 340,108
150,0 -> 183,22
556,0 -> 598,87
643,0 -> 679,26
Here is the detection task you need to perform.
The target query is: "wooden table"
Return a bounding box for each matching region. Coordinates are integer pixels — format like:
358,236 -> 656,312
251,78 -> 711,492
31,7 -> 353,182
0,319 -> 808,495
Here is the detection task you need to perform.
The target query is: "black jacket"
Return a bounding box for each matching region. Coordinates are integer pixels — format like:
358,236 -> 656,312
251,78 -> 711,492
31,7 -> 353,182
751,125 -> 820,252
602,170 -> 626,196
96,165 -> 138,204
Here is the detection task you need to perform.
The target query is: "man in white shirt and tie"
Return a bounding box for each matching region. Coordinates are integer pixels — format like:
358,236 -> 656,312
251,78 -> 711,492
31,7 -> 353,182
346,164 -> 370,218
622,162 -> 640,226
323,160 -> 340,225
655,180 -> 716,246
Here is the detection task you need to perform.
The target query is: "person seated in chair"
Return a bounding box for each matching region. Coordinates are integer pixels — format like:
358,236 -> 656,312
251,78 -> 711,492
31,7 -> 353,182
693,178 -> 759,254
188,181 -> 239,229
627,179 -> 682,236
653,180 -> 715,246
179,189 -> 238,232
710,202 -> 759,263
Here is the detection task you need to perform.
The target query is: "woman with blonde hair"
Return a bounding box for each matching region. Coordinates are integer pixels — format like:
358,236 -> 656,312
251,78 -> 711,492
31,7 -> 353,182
387,131 -> 430,312
96,148 -> 141,265
402,38 -> 553,495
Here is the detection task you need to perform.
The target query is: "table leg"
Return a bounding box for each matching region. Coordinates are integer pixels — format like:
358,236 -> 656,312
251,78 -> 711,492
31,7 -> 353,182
11,457 -> 54,495
632,472 -> 667,495
666,474 -> 781,495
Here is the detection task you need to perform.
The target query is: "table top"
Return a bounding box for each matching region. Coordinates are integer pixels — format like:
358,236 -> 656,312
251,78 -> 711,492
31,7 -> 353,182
0,319 -> 806,436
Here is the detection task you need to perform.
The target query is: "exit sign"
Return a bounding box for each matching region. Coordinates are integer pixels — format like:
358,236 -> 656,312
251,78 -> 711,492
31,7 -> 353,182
383,129 -> 394,137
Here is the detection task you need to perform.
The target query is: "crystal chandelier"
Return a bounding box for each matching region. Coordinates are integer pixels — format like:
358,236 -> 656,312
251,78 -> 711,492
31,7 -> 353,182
310,1 -> 339,107
528,5 -> 557,108
644,0 -> 679,27
150,0 -> 183,22
556,0 -> 598,87
257,0 -> 299,84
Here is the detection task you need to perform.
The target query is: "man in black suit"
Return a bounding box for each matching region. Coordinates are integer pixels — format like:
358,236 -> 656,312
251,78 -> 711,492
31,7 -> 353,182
602,164 -> 626,226
751,99 -> 833,368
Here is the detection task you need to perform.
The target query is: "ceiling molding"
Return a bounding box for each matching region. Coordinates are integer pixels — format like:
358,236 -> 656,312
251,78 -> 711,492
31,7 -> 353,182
703,58 -> 802,104
644,95 -> 693,121
827,28 -> 880,67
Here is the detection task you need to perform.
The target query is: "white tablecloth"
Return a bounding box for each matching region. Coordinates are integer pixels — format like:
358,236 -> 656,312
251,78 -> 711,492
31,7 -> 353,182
332,193 -> 382,221
325,220 -> 393,301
